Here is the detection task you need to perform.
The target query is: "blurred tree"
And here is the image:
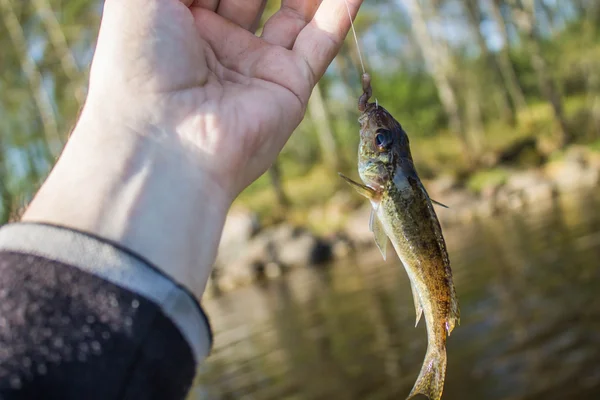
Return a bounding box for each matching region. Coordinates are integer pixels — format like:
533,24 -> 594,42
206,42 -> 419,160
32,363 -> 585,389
464,0 -> 515,124
508,0 -> 572,146
0,0 -> 98,224
2,0 -> 600,224
487,0 -> 528,110
0,139 -> 11,222
465,74 -> 485,155
32,0 -> 85,106
268,160 -> 290,210
0,0 -> 60,158
580,1 -> 600,136
308,83 -> 341,170
537,0 -> 556,36
403,0 -> 475,165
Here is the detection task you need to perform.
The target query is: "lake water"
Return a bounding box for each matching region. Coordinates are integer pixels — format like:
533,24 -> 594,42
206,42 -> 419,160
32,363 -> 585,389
192,188 -> 600,400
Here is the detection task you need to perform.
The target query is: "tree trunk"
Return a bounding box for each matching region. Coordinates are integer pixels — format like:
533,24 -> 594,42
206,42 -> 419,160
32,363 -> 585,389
582,4 -> 600,137
466,81 -> 485,155
307,83 -> 341,170
403,0 -> 474,165
537,0 -> 556,36
31,0 -> 85,106
587,71 -> 600,137
509,0 -> 571,146
268,161 -> 290,211
464,0 -> 515,124
0,142 -> 12,224
571,0 -> 587,17
490,0 -> 513,45
0,0 -> 61,158
487,0 -> 528,110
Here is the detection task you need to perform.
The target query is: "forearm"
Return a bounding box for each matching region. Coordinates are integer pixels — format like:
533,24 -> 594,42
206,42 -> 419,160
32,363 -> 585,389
22,110 -> 231,298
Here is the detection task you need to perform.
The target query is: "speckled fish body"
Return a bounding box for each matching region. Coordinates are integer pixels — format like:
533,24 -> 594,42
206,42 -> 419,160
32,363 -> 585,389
340,98 -> 460,400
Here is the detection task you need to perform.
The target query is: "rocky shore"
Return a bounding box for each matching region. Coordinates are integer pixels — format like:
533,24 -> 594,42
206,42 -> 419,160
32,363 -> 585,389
207,146 -> 600,295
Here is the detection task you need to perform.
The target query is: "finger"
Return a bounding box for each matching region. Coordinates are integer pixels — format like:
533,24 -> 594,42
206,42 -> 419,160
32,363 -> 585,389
216,0 -> 268,31
192,9 -> 313,103
261,0 -> 321,49
190,0 -> 219,11
293,0 -> 363,83
191,9 -> 265,76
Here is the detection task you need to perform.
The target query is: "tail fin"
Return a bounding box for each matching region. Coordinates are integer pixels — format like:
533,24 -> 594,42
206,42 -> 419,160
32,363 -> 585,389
407,347 -> 447,400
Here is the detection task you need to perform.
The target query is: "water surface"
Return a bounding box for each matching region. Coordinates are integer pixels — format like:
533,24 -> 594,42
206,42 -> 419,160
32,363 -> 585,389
194,189 -> 600,400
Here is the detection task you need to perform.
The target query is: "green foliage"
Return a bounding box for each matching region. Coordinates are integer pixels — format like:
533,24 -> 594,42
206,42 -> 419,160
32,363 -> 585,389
466,168 -> 510,193
2,0 -> 600,224
368,70 -> 446,136
586,139 -> 600,154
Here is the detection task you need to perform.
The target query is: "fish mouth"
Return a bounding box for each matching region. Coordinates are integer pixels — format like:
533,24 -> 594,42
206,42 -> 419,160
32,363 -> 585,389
359,160 -> 390,191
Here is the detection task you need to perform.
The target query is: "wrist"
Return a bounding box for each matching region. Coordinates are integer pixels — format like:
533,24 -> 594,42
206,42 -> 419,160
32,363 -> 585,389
23,111 -> 231,298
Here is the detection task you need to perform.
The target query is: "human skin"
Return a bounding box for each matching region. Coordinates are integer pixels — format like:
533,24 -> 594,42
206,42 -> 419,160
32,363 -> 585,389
22,0 -> 363,298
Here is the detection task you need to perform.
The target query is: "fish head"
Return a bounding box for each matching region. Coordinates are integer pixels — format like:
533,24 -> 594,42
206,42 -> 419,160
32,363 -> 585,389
357,102 -> 414,191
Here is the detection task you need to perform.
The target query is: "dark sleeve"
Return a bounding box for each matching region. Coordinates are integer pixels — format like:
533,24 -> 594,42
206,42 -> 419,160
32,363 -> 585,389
0,223 -> 212,400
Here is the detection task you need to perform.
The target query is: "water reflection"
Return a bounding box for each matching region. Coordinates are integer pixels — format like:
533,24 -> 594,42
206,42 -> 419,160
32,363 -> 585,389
194,189 -> 600,400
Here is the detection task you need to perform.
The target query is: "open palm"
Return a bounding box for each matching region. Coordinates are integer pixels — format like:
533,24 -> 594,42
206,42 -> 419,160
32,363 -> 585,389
87,0 -> 361,198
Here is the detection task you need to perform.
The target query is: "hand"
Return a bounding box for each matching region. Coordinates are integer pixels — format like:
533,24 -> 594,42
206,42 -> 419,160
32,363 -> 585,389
23,0 -> 363,297
87,0 -> 363,198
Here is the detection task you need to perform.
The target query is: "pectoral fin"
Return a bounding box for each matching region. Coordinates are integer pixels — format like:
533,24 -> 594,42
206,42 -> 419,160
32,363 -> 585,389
338,173 -> 377,200
369,209 -> 388,261
410,282 -> 423,327
431,198 -> 449,209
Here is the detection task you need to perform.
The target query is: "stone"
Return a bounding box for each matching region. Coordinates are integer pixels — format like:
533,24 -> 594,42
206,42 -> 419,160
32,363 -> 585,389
546,160 -> 596,192
216,209 -> 260,266
505,170 -> 546,192
344,204 -> 373,245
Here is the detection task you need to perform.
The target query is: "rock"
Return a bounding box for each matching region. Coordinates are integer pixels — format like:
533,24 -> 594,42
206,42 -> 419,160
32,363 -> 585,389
587,152 -> 600,170
263,262 -> 283,279
505,170 -> 546,192
264,224 -> 333,268
563,145 -> 589,166
438,190 -> 477,209
546,160 -> 599,192
276,228 -> 318,267
329,232 -> 354,258
344,204 -> 373,245
476,200 -> 497,217
481,183 -> 503,200
580,168 -> 600,188
211,209 -> 263,292
216,209 -> 260,266
328,191 -> 356,211
497,170 -> 557,205
425,175 -> 459,197
525,181 -> 557,202
212,223 -> 335,291
219,258 -> 257,289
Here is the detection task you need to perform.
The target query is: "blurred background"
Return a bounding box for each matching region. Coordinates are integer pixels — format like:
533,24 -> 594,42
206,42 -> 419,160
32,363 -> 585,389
2,0 -> 600,399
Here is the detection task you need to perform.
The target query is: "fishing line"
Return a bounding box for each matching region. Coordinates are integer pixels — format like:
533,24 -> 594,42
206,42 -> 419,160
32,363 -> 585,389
343,0 -> 366,76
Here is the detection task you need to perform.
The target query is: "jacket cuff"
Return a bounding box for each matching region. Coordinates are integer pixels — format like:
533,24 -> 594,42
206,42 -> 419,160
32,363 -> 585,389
0,222 -> 212,364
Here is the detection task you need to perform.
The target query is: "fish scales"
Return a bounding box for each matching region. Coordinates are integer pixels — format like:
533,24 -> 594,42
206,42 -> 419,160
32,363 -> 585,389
379,169 -> 459,333
339,74 -> 459,400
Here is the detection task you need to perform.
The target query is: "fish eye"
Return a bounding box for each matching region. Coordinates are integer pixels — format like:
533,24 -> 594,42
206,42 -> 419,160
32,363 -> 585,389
374,129 -> 393,152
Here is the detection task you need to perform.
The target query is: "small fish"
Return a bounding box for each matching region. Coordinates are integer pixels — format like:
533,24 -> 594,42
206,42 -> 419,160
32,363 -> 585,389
340,73 -> 460,400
